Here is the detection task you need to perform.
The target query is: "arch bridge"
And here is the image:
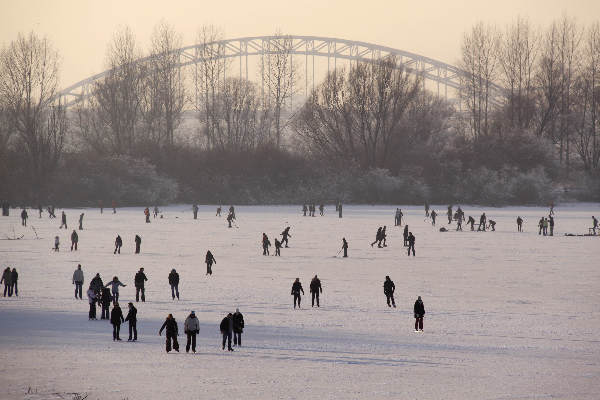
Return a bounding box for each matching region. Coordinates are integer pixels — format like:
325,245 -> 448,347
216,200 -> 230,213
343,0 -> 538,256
56,35 -> 504,108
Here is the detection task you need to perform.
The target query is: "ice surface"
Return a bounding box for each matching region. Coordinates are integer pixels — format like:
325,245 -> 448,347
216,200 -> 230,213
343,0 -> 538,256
1,204 -> 599,399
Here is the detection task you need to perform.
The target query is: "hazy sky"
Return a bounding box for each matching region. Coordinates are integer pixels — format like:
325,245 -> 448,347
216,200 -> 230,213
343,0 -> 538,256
1,0 -> 598,88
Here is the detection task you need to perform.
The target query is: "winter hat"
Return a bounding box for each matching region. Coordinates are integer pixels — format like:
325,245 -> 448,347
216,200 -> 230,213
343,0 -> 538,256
191,310 -> 195,315
417,296 -> 421,300
236,308 -> 239,313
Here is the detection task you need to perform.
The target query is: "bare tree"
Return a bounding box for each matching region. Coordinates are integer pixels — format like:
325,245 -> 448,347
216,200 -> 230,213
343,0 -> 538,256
263,33 -> 299,148
498,17 -> 539,130
293,57 -> 421,168
145,22 -> 185,147
459,22 -> 501,138
0,32 -> 67,200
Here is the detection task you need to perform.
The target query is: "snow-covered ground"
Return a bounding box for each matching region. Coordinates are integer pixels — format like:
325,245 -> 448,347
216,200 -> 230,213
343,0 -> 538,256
1,204 -> 599,400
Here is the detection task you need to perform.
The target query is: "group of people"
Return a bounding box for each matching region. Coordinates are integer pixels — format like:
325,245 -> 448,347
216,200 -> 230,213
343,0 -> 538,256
383,276 -> 426,331
302,203 -> 324,217
290,276 -> 323,308
1,267 -> 18,297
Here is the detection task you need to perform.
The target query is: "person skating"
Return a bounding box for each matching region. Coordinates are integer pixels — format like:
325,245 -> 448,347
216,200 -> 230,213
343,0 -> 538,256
407,232 -> 415,256
10,268 -> 17,296
549,215 -> 554,236
430,210 -> 437,226
227,212 -> 234,228
395,208 -> 403,226
73,264 -> 84,299
184,311 -> 200,352
87,286 -> 97,320
144,207 -> 150,223
60,211 -> 67,229
383,276 -> 396,308
371,227 -> 382,247
2,267 -> 12,297
100,287 -> 111,320
467,216 -> 475,231
114,235 -> 123,254
124,302 -> 137,341
232,308 -> 244,347
291,278 -> 304,309
338,202 -> 343,218
228,206 -> 235,220
105,276 -> 126,303
543,217 -> 549,236
319,204 -> 324,216
111,302 -> 124,341
342,238 -> 348,258
447,205 -> 453,224
54,235 -> 60,251
414,296 -> 425,332
134,268 -> 147,302
78,213 -> 84,230
403,225 -> 409,246
159,314 -> 180,353
220,313 -> 234,351
205,250 -> 216,275
310,275 -> 322,307
216,205 -> 221,217
169,269 -> 180,300
281,227 -> 292,247
380,226 -> 387,247
48,206 -> 56,218
153,206 -> 159,219
302,204 -> 308,216
21,209 -> 28,226
70,230 -> 78,251
262,233 -> 271,256
38,205 -> 42,218
487,219 -> 496,231
193,204 -> 199,219
517,216 -> 523,232
478,213 -> 486,231
90,273 -> 104,296
274,238 -> 282,256
592,216 -> 598,234
424,202 -> 430,217
134,234 -> 141,254
456,208 -> 464,231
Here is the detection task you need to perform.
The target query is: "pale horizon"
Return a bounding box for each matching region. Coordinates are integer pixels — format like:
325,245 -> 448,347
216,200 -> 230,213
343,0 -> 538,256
1,0 -> 599,89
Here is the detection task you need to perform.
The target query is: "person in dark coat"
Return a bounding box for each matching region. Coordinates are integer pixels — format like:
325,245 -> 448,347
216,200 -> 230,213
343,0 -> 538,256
220,313 -> 234,351
274,238 -> 282,256
1,267 -> 12,297
60,211 -> 67,229
342,238 -> 348,258
430,210 -> 437,226
478,213 -> 487,231
205,251 -> 216,275
407,232 -> 415,257
78,213 -> 84,230
184,311 -> 200,353
111,302 -> 124,341
262,233 -> 271,256
100,287 -> 111,320
159,314 -> 180,352
383,276 -> 396,308
467,216 -> 476,231
168,269 -> 180,300
114,235 -> 122,254
90,273 -> 104,296
10,268 -> 18,296
302,204 -> 308,216
403,225 -> 409,246
232,308 -> 244,347
380,226 -> 387,247
338,202 -> 343,218
193,204 -> 199,219
21,209 -> 28,226
134,268 -> 147,302
70,230 -> 78,251
124,302 -> 137,341
87,287 -> 97,320
134,235 -> 141,254
371,227 -> 382,247
517,216 -> 523,232
281,227 -> 292,247
414,296 -> 425,332
291,278 -> 304,309
310,275 -> 322,307
549,215 -> 554,236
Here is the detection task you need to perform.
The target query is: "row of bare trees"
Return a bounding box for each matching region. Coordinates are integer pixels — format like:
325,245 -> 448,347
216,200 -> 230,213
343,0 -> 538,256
459,17 -> 600,172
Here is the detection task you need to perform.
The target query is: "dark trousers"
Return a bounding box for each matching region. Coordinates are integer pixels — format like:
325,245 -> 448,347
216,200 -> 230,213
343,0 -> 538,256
135,244 -> 140,254
386,293 -> 395,307
112,324 -> 121,340
193,211 -> 198,219
222,332 -> 232,350
293,294 -> 301,308
456,221 -> 462,231
4,283 -> 11,297
74,282 -> 83,299
407,244 -> 415,256
478,222 -> 485,231
206,261 -> 213,275
518,224 -> 522,232
89,302 -> 96,319
128,321 -> 137,340
275,247 -> 280,256
311,291 -> 320,307
71,242 -> 77,251
186,333 -> 196,352
171,284 -> 179,299
263,246 -> 269,255
101,304 -> 109,319
11,282 -> 17,296
114,245 -> 121,254
136,287 -> 145,302
112,291 -> 119,303
343,248 -> 347,257
166,334 -> 179,352
415,317 -> 423,331
282,237 -> 289,247
234,332 -> 242,346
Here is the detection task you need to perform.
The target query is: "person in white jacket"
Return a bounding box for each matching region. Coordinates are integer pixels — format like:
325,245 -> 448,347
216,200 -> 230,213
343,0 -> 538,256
87,287 -> 97,320
105,276 -> 126,302
184,311 -> 200,353
73,264 -> 84,299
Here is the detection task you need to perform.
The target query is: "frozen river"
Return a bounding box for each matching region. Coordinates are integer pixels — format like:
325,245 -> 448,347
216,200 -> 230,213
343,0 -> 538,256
1,204 -> 599,399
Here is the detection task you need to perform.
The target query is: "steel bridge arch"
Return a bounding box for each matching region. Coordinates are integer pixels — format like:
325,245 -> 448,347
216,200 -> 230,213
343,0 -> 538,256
56,35 -> 504,108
